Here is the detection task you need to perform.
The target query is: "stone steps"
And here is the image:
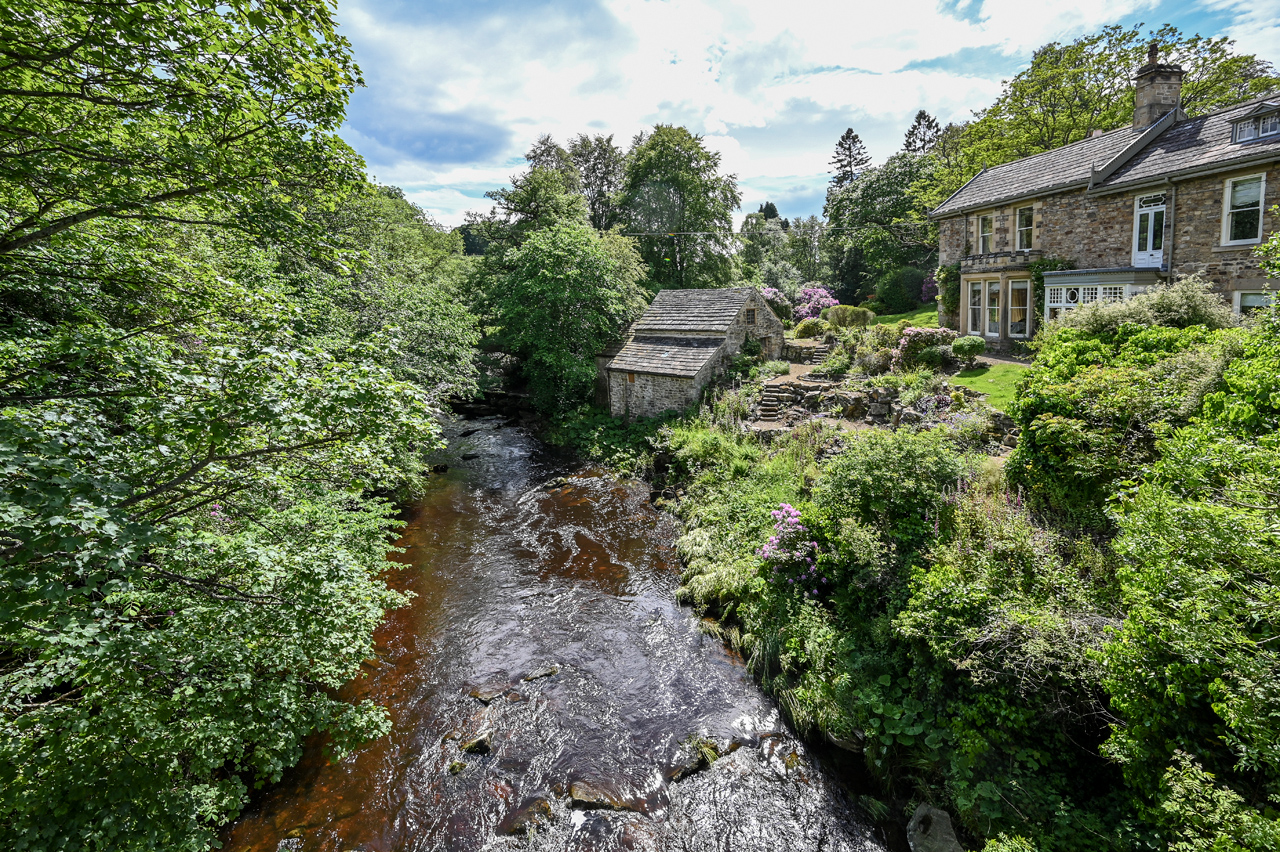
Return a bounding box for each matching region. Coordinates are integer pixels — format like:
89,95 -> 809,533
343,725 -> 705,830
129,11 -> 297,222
810,345 -> 831,363
757,388 -> 791,421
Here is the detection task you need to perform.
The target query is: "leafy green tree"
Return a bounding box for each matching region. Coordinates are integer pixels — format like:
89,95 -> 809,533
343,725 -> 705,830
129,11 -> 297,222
525,134 -> 581,193
829,128 -> 872,188
569,133 -> 626,230
0,1 -> 470,848
493,223 -> 648,413
824,152 -> 937,289
618,125 -> 741,290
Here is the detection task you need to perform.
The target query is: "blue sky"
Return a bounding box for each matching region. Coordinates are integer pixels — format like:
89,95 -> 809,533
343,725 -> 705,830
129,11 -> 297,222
334,0 -> 1279,227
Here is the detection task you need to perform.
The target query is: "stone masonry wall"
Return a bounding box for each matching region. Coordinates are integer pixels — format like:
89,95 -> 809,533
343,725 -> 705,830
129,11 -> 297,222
607,369 -> 702,419
1170,165 -> 1279,291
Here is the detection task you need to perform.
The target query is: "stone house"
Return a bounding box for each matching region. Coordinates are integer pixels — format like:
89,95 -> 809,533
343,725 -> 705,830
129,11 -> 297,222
603,287 -> 783,419
931,46 -> 1280,348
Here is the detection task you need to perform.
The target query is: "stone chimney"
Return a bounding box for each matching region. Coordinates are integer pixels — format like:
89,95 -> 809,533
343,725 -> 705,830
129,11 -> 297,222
1133,42 -> 1184,129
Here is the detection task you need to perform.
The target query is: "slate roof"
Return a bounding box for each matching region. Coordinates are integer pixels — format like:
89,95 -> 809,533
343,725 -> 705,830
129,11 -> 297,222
930,126 -> 1145,216
1098,98 -> 1280,189
607,336 -> 722,378
632,287 -> 754,333
930,94 -> 1280,216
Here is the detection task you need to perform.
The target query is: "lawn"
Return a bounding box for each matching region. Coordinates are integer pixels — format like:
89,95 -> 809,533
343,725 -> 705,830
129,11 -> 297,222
950,362 -> 1029,413
871,303 -> 939,327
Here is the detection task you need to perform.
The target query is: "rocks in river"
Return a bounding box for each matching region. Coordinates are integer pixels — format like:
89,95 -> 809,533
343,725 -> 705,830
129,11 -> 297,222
667,736 -> 724,782
459,427 -> 482,437
906,803 -> 964,852
467,682 -> 508,704
497,795 -> 554,835
539,477 -> 569,491
430,463 -> 449,473
460,452 -> 481,461
448,761 -> 467,775
522,664 -> 560,681
460,732 -> 492,755
567,780 -> 637,812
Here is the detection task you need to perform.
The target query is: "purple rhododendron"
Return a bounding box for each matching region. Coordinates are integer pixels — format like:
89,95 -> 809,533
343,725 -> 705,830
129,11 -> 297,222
795,287 -> 838,320
920,273 -> 938,302
758,503 -> 827,596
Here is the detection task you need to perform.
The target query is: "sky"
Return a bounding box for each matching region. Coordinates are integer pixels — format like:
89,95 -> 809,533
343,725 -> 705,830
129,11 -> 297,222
334,0 -> 1280,228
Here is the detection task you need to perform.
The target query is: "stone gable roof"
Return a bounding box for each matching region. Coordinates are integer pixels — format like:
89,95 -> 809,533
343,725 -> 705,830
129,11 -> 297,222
632,287 -> 755,333
606,336 -> 722,378
930,127 -> 1144,217
1097,97 -> 1280,189
931,94 -> 1280,217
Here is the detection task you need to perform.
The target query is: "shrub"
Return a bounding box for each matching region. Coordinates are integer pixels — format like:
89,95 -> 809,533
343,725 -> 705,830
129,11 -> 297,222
874,267 -> 926,315
815,348 -> 853,377
828,305 -> 875,329
740,337 -> 763,357
952,335 -> 986,368
862,299 -> 889,315
760,286 -> 792,320
795,285 -> 839,320
936,263 -> 962,314
858,347 -> 892,374
814,428 -> 977,550
793,318 -> 829,339
763,359 -> 790,377
1056,274 -> 1236,337
920,272 -> 938,303
891,326 -> 957,370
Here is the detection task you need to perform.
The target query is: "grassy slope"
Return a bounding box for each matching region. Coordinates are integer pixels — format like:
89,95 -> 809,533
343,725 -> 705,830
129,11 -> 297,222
871,303 -> 939,327
950,362 -> 1028,412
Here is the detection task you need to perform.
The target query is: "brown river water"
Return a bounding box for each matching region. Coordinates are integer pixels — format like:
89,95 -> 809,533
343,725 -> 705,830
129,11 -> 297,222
224,417 -> 885,852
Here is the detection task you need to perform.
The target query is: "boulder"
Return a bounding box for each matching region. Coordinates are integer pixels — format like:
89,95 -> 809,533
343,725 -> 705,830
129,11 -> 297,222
868,402 -> 890,420
567,779 -> 637,812
468,683 -> 508,704
448,761 -> 467,775
497,795 -> 554,835
906,803 -> 964,852
460,732 -> 492,755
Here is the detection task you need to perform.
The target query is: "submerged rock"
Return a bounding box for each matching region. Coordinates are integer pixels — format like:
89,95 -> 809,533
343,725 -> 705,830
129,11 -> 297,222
468,683 -> 508,705
522,664 -> 560,681
497,795 -> 554,835
567,780 -> 637,812
460,732 -> 492,755
448,761 -> 467,775
906,804 -> 963,852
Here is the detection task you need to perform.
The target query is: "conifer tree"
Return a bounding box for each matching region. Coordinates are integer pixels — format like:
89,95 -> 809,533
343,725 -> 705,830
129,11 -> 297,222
903,110 -> 941,153
829,129 -> 871,188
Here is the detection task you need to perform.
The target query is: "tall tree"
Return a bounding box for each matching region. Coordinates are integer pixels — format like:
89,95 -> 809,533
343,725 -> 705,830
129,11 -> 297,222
617,125 -> 741,290
524,134 -> 580,192
758,201 -> 781,220
829,129 -> 872,188
569,133 -> 625,231
0,2 -> 470,848
494,223 -> 647,414
903,110 -> 942,153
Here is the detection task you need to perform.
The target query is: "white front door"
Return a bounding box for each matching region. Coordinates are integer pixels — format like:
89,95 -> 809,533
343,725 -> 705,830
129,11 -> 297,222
1133,193 -> 1165,268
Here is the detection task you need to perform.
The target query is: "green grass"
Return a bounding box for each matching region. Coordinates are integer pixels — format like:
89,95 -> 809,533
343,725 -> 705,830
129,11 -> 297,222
950,363 -> 1029,413
871,303 -> 939,327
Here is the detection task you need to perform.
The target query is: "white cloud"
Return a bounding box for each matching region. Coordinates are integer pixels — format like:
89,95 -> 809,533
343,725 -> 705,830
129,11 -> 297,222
336,0 -> 1251,226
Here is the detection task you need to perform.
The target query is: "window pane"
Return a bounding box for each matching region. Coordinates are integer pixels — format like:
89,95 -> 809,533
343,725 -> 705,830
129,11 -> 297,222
1151,210 -> 1164,250
1236,120 -> 1257,141
1231,177 -> 1262,209
1009,284 -> 1029,337
1018,208 -> 1033,230
1137,212 -> 1149,251
987,281 -> 1000,335
1263,115 -> 1280,136
1231,208 -> 1261,242
1240,293 -> 1272,309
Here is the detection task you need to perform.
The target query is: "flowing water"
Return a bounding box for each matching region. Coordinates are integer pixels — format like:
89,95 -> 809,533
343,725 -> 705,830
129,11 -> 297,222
224,417 -> 885,852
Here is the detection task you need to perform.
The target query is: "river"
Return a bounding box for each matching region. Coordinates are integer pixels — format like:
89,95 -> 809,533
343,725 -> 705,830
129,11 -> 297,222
223,416 -> 885,852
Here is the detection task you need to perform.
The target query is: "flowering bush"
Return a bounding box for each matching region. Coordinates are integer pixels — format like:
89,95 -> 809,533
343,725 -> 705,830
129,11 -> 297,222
760,286 -> 792,320
758,503 -> 827,597
795,286 -> 838,320
920,273 -> 938,303
891,326 -> 957,370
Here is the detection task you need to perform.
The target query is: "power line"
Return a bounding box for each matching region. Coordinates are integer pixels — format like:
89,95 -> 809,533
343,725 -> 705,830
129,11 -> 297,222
620,226 -> 872,236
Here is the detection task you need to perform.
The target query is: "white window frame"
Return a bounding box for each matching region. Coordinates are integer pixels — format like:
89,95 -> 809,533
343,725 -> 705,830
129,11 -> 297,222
1263,114 -> 1280,137
1234,120 -> 1258,142
967,280 -> 983,335
984,280 -> 1001,338
1016,207 -> 1034,250
1234,291 -> 1277,315
1009,280 -> 1030,338
1132,193 -> 1166,267
1222,174 -> 1266,246
978,215 -> 993,254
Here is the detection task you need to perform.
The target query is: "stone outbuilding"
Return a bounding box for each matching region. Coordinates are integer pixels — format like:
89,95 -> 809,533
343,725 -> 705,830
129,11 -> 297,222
603,287 -> 783,419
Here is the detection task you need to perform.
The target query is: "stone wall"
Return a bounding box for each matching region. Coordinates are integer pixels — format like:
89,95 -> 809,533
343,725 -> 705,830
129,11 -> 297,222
607,368 -> 704,419
1169,165 -> 1279,292
724,290 -> 786,359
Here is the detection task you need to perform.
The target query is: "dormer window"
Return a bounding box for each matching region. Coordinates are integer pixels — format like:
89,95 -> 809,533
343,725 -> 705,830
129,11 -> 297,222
1232,104 -> 1280,142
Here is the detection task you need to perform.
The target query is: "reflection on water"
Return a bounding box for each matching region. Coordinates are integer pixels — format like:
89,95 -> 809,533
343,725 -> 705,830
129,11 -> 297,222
223,418 -> 883,852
